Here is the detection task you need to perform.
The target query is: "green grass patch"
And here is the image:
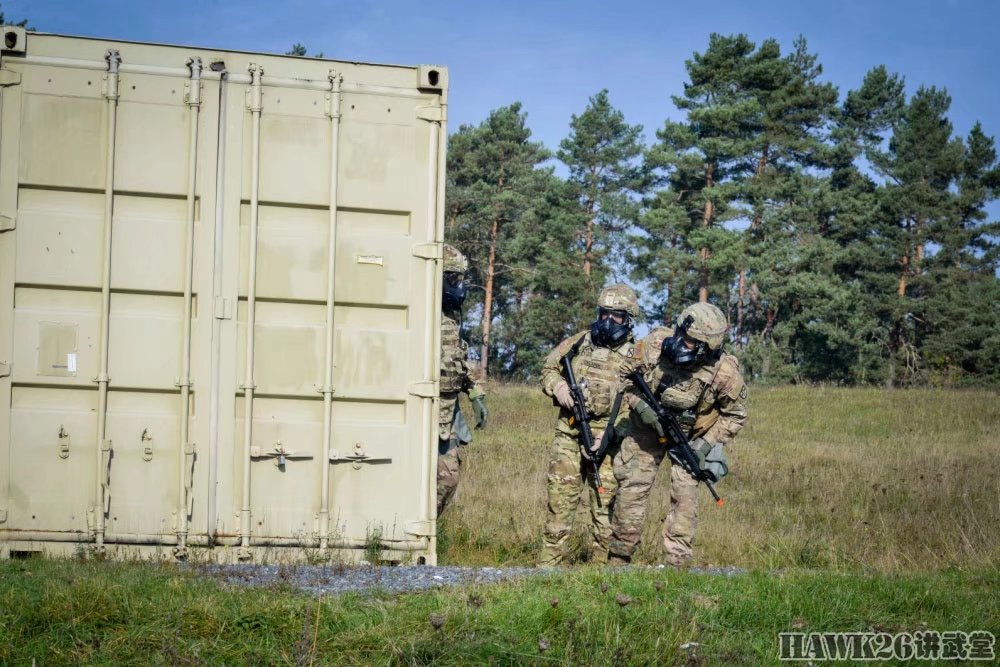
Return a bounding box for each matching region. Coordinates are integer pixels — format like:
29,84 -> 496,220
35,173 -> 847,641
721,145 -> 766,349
2,558 -> 997,665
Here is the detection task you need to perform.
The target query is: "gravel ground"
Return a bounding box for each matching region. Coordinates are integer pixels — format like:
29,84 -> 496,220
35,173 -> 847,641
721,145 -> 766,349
198,563 -> 747,596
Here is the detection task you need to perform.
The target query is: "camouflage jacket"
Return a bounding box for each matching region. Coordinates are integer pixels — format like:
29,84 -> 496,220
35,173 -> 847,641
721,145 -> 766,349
628,326 -> 747,446
540,330 -> 636,435
440,311 -> 485,399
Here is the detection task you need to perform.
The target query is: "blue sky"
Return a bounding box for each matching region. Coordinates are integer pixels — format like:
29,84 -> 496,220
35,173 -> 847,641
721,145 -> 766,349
13,0 -> 1000,155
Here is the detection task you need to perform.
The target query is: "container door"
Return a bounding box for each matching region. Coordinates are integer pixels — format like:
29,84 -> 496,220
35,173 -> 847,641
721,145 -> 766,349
222,67 -> 442,549
1,43 -> 218,542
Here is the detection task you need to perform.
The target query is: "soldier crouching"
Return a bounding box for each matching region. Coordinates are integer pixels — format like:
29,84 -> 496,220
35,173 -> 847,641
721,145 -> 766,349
609,302 -> 747,567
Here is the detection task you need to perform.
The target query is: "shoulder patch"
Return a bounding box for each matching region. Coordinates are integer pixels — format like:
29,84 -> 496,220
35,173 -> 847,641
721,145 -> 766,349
713,354 -> 745,400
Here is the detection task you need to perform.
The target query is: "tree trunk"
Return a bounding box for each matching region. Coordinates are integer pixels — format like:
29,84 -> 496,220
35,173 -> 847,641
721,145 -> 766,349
763,307 -> 776,342
480,217 -> 499,377
897,218 -> 913,298
737,269 -> 746,348
746,143 -> 768,335
583,168 -> 601,278
897,255 -> 909,297
699,162 -> 714,303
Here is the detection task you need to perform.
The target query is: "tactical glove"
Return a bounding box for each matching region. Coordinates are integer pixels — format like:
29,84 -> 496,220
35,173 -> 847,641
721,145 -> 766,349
471,395 -> 487,429
632,399 -> 664,437
691,438 -> 729,482
552,380 -> 575,411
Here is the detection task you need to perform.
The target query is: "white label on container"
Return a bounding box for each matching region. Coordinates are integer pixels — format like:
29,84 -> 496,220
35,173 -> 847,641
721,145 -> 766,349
67,353 -> 77,373
357,255 -> 384,266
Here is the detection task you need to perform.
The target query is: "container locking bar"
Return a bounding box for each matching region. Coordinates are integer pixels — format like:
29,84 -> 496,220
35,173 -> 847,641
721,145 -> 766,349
250,441 -> 313,468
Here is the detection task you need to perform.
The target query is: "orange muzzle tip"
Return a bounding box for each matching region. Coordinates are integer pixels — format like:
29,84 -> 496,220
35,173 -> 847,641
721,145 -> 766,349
716,499 -> 725,507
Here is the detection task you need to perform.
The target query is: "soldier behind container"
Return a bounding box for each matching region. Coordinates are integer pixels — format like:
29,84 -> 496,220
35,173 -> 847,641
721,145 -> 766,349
437,245 -> 487,516
609,302 -> 748,567
538,284 -> 640,566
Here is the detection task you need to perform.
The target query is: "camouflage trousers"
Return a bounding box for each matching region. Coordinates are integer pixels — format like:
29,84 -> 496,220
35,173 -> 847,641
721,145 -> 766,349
609,427 -> 699,566
437,393 -> 471,516
538,430 -> 619,566
437,437 -> 464,517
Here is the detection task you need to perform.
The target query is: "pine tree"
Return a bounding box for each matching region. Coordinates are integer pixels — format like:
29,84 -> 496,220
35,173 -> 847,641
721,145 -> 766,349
638,33 -> 758,321
920,123 -> 1000,384
738,36 -> 838,351
816,65 -> 907,384
443,104 -> 550,378
557,90 -> 647,286
285,43 -> 323,58
498,174 -> 596,378
872,87 -> 964,386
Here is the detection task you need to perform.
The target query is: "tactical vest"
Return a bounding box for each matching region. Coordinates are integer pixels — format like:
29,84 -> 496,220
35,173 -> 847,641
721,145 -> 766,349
440,313 -> 468,395
566,333 -> 634,421
644,354 -> 727,438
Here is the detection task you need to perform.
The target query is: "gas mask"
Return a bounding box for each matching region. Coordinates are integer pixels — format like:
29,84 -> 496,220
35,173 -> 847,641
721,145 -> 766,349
590,308 -> 632,348
442,272 -> 467,312
660,315 -> 705,366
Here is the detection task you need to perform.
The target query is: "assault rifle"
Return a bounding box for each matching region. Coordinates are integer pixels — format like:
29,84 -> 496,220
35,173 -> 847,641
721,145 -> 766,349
626,371 -> 724,507
560,341 -> 607,496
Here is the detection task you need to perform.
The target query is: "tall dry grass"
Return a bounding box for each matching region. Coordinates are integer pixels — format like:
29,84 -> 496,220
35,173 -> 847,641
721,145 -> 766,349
441,383 -> 1000,572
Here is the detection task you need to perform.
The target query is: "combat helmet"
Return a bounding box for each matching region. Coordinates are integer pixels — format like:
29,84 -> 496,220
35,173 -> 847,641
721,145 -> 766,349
677,302 -> 728,350
661,302 -> 728,366
442,244 -> 469,312
443,244 -> 469,274
591,283 -> 639,348
596,284 -> 640,318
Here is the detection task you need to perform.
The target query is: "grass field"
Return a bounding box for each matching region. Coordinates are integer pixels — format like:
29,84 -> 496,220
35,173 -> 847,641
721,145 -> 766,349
442,383 -> 1000,571
3,384 -> 999,665
3,558 -> 998,665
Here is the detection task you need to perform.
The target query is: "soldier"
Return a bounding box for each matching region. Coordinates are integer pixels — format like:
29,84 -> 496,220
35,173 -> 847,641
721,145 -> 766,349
538,284 -> 640,566
437,244 -> 487,516
608,302 -> 747,567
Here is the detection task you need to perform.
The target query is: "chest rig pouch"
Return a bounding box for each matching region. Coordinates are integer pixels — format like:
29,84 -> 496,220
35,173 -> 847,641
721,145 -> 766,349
574,340 -> 620,418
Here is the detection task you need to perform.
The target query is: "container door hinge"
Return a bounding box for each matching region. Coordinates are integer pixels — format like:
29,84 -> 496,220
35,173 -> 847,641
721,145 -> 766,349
412,242 -> 442,261
0,361 -> 10,378
416,105 -> 445,123
0,68 -> 21,87
0,214 -> 14,232
0,508 -> 7,523
404,519 -> 433,537
214,297 -> 233,320
408,381 -> 438,398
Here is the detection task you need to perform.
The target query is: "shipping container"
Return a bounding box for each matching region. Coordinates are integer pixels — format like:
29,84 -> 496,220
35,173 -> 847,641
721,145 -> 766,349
0,27 -> 448,564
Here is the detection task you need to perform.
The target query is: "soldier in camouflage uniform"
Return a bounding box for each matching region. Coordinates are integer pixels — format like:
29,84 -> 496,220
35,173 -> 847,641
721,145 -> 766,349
437,244 -> 487,516
538,284 -> 640,566
608,302 -> 748,567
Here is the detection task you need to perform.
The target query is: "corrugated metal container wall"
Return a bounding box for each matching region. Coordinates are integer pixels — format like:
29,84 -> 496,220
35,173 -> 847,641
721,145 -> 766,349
0,28 -> 447,564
